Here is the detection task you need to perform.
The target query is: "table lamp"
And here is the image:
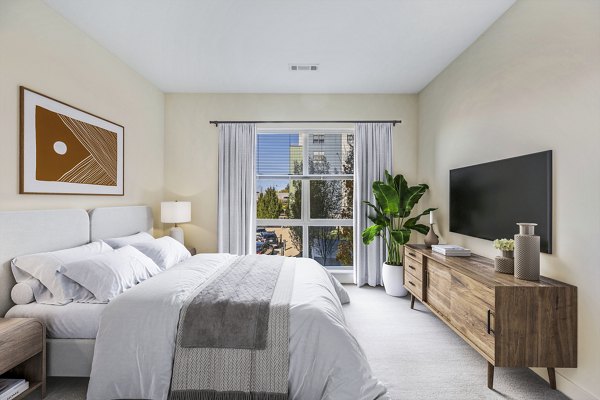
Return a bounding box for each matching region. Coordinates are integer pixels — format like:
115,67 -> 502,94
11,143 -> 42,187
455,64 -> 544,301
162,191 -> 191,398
161,201 -> 191,244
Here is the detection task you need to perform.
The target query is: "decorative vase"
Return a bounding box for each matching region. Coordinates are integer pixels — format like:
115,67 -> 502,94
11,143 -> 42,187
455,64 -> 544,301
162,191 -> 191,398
514,223 -> 540,281
424,223 -> 439,248
382,262 -> 408,297
494,250 -> 514,274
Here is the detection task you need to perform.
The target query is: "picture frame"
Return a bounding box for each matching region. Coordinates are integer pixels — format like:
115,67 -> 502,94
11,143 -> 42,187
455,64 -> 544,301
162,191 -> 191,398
20,87 -> 124,195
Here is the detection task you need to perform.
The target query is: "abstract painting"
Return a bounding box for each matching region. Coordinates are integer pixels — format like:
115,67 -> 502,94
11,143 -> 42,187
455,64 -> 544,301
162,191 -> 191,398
20,87 -> 124,195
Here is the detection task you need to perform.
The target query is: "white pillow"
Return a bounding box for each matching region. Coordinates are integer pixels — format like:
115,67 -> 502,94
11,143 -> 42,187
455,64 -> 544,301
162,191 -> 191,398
11,241 -> 113,305
131,236 -> 191,270
102,231 -> 155,249
57,246 -> 162,302
11,279 -> 40,305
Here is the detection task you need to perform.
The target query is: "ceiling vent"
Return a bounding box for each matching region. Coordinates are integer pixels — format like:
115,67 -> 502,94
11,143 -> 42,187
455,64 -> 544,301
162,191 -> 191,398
289,64 -> 319,71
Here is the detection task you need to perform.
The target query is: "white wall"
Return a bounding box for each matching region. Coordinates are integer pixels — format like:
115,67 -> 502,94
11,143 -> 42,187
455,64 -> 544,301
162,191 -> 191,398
165,93 -> 418,252
0,0 -> 165,221
418,0 -> 600,398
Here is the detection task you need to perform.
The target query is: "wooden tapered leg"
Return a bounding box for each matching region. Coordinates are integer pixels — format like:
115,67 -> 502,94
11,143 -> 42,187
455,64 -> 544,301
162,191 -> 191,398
410,294 -> 415,309
487,362 -> 494,389
548,368 -> 556,390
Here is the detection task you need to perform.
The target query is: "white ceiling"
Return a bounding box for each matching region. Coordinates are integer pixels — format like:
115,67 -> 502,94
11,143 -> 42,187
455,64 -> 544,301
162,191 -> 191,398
44,0 -> 515,94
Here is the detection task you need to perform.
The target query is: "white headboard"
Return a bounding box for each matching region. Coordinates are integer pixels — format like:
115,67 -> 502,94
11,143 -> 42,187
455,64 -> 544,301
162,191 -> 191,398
0,209 -> 90,316
89,205 -> 153,241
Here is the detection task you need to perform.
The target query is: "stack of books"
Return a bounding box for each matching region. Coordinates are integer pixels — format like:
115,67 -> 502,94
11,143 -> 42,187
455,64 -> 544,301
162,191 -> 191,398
432,245 -> 471,257
0,379 -> 29,400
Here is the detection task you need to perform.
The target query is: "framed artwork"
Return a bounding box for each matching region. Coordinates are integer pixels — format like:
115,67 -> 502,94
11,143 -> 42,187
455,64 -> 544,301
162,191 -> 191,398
20,87 -> 124,195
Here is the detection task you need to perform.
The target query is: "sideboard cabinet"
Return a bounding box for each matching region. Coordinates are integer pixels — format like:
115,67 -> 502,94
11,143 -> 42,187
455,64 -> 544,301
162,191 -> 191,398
404,244 -> 577,390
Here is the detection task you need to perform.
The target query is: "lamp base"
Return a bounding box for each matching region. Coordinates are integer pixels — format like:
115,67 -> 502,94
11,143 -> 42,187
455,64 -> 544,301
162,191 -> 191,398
169,226 -> 185,244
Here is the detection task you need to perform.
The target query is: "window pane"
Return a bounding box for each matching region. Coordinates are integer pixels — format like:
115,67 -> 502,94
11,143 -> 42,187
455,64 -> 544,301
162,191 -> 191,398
256,178 -> 301,219
256,226 -> 302,257
257,133 -> 303,175
309,226 -> 353,269
310,180 -> 353,219
307,132 -> 354,175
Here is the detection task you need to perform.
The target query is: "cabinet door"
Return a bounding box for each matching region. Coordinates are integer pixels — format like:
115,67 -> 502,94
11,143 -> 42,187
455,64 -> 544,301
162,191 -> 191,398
426,259 -> 451,320
450,271 -> 496,361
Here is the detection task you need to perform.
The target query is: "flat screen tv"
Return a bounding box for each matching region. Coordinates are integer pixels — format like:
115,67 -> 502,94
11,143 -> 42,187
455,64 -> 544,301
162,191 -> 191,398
449,150 -> 552,253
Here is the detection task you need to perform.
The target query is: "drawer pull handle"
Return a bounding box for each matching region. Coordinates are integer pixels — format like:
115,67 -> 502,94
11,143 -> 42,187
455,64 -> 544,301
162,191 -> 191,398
408,252 -> 416,257
408,281 -> 416,287
487,309 -> 495,335
408,265 -> 416,270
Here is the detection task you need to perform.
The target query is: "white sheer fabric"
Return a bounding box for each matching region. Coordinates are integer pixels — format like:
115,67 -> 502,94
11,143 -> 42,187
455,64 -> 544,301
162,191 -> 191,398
354,123 -> 393,286
217,123 -> 256,255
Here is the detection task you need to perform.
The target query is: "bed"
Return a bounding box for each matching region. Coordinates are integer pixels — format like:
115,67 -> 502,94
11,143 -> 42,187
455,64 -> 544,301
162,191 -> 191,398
0,206 -> 388,399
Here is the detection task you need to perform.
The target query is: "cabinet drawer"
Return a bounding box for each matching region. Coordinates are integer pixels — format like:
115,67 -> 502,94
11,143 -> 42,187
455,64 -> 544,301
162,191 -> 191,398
404,247 -> 423,264
405,272 -> 423,300
426,259 -> 451,319
0,319 -> 43,373
405,256 -> 423,281
450,272 -> 495,361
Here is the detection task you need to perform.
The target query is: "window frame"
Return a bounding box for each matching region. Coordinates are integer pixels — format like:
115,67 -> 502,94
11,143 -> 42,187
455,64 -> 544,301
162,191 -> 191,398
256,128 -> 354,270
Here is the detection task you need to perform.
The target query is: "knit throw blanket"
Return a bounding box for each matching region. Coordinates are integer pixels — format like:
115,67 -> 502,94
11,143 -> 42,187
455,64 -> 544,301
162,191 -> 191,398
169,255 -> 294,400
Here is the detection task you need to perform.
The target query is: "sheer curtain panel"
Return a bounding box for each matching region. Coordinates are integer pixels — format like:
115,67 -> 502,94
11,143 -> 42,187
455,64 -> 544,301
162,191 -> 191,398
354,123 -> 393,286
217,123 -> 256,255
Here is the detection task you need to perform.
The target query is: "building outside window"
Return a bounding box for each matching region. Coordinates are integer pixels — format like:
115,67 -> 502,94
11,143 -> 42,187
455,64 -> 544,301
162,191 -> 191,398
255,130 -> 354,271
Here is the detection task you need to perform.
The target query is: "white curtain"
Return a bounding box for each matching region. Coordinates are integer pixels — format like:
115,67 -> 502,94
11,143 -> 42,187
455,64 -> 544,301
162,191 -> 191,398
354,123 -> 393,287
217,123 -> 256,255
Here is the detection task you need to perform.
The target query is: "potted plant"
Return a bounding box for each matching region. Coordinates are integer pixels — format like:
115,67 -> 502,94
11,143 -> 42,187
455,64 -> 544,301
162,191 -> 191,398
362,171 -> 436,296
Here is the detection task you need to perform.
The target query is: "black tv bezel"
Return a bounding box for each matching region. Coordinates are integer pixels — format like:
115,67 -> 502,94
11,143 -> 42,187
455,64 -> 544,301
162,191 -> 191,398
449,150 -> 553,254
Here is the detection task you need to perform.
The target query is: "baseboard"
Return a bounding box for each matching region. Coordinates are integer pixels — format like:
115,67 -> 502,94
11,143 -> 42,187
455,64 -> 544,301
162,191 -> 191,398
331,271 -> 354,284
531,368 -> 598,400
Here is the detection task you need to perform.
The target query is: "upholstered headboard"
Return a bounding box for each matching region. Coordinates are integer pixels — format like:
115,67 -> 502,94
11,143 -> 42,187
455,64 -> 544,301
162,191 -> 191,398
89,205 -> 153,241
0,209 -> 90,316
0,205 -> 154,316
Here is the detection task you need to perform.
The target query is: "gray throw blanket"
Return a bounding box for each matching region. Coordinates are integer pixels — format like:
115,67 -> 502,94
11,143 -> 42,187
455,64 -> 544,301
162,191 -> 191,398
170,255 -> 295,400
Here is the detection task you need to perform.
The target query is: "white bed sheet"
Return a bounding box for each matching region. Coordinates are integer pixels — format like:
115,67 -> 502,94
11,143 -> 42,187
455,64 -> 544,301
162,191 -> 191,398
6,302 -> 105,339
87,253 -> 388,400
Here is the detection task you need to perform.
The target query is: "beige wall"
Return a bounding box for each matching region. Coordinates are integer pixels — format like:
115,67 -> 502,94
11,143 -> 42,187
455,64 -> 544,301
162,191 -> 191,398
418,1 -> 600,398
165,94 -> 418,252
0,0 -> 165,222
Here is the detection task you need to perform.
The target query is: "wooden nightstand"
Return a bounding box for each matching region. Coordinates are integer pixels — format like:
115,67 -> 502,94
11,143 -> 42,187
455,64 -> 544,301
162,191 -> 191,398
0,318 -> 46,399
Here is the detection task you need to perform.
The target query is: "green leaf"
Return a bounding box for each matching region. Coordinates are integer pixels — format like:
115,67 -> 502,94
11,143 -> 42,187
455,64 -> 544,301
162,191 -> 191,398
389,227 -> 411,246
368,213 -> 389,226
362,224 -> 384,245
400,184 -> 430,217
409,224 -> 430,235
404,207 -> 437,228
373,182 -> 400,214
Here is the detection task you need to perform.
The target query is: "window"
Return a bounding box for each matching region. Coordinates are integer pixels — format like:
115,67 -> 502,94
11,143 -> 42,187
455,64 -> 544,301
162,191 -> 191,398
256,130 -> 354,270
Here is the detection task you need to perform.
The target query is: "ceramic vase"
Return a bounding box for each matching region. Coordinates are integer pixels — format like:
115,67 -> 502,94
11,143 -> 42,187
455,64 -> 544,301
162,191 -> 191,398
424,224 -> 439,248
494,250 -> 514,274
514,223 -> 540,281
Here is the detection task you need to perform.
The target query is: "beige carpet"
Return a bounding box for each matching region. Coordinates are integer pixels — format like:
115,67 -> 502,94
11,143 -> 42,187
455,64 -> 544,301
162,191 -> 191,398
43,285 -> 569,400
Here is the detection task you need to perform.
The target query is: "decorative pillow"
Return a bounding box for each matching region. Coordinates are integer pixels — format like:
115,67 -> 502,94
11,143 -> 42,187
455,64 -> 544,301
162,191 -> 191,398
131,236 -> 191,270
11,241 -> 113,305
57,246 -> 162,302
321,267 -> 350,304
102,231 -> 155,249
10,279 -> 41,305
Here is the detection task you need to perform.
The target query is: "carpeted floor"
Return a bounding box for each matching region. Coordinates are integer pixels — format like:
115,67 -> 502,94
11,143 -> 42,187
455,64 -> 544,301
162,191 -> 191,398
43,285 -> 569,400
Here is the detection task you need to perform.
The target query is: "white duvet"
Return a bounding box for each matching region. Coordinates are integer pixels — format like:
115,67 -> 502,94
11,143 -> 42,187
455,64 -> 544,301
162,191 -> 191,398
87,254 -> 388,400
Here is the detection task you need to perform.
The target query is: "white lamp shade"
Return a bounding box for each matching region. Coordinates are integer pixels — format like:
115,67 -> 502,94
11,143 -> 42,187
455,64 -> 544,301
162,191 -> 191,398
161,201 -> 191,224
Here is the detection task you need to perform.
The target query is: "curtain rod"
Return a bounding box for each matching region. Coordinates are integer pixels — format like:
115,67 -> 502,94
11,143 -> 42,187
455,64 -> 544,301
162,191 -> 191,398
209,120 -> 402,127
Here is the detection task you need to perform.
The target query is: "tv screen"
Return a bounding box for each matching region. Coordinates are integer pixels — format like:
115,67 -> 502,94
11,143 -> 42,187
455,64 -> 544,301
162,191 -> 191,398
450,151 -> 552,253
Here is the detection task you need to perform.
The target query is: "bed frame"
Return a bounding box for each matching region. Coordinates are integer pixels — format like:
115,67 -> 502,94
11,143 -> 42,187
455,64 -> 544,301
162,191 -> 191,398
0,205 -> 153,377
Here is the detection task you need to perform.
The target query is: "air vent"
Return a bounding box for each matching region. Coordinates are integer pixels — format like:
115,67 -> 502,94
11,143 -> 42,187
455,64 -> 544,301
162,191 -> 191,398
289,64 -> 319,71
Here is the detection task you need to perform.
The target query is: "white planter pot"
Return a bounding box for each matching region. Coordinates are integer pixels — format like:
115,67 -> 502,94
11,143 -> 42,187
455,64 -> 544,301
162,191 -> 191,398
382,262 -> 408,297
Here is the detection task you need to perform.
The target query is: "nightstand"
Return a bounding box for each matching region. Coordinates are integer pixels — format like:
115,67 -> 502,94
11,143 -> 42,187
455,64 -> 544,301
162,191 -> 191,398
0,318 -> 46,399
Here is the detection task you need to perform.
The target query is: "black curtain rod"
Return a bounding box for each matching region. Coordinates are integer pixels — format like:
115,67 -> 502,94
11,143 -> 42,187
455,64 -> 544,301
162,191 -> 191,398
209,120 -> 402,127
